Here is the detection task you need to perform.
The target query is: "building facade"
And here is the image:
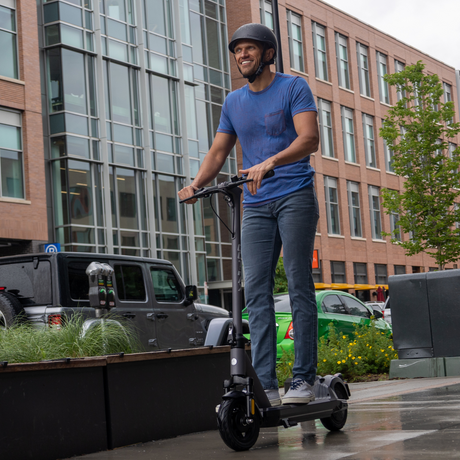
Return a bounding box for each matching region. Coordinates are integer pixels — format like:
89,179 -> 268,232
0,0 -> 48,256
227,0 -> 460,301
36,0 -> 237,300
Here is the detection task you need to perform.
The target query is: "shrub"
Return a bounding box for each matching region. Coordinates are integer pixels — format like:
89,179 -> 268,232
276,321 -> 398,384
0,313 -> 142,364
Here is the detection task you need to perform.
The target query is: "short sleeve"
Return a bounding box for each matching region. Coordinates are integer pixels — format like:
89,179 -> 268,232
217,98 -> 237,135
290,77 -> 317,117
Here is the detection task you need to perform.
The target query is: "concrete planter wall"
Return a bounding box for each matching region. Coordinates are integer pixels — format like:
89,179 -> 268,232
0,346 -> 231,460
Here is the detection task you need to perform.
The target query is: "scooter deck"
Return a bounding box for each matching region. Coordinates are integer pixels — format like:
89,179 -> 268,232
260,397 -> 347,428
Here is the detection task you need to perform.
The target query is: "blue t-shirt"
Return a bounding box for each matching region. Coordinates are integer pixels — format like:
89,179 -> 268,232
217,73 -> 317,206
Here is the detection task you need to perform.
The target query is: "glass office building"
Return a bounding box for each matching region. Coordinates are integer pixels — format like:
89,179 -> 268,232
38,0 -> 235,298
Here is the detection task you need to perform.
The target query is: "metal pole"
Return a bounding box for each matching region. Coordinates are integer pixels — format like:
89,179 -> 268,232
272,0 -> 284,73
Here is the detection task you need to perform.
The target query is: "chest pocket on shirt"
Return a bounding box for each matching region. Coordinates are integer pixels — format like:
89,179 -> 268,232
265,110 -> 286,137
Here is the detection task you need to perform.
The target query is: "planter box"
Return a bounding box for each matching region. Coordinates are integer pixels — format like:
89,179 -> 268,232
0,346 -> 232,460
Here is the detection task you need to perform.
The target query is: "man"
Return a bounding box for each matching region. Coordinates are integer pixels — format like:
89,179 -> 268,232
178,23 -> 319,405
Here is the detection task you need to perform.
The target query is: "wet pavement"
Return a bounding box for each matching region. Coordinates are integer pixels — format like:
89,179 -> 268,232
70,377 -> 460,459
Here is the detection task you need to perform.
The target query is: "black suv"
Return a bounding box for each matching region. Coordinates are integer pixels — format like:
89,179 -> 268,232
0,252 -> 229,350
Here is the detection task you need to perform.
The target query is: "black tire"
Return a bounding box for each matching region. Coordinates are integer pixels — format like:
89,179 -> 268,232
217,398 -> 260,451
0,292 -> 24,329
320,384 -> 348,431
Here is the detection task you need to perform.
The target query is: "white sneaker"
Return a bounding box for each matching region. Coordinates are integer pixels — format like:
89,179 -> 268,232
282,379 -> 315,404
264,388 -> 281,406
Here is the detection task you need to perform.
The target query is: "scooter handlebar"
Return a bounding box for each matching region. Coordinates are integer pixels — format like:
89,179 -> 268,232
179,170 -> 275,203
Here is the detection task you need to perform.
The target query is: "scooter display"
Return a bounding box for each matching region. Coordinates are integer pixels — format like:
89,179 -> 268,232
180,172 -> 350,451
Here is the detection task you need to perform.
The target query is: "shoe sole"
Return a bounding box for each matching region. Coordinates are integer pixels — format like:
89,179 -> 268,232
282,395 -> 315,405
269,398 -> 282,406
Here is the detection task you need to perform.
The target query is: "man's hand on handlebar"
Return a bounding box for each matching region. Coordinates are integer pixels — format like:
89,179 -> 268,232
239,161 -> 275,196
178,184 -> 199,204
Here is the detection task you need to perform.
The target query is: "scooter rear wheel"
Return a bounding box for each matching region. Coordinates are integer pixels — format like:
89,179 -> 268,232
217,398 -> 260,451
320,384 -> 348,431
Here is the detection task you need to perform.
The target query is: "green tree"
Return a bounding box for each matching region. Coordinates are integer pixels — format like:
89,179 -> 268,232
380,61 -> 460,269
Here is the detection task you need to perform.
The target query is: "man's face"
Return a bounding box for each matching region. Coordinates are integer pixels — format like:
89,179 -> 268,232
233,39 -> 264,77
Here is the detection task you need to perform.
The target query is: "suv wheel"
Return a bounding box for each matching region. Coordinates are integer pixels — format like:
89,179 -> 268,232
0,292 -> 24,329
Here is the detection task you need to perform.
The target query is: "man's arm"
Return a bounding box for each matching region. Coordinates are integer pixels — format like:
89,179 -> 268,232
178,132 -> 237,203
240,111 -> 319,195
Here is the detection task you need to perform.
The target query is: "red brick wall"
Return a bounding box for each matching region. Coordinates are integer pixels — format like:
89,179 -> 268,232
0,0 -> 47,244
226,0 -> 460,281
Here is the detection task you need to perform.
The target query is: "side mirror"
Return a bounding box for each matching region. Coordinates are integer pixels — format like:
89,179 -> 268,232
184,285 -> 198,306
373,309 -> 383,319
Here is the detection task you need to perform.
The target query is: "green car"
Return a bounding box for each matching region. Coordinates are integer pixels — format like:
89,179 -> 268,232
242,290 -> 392,360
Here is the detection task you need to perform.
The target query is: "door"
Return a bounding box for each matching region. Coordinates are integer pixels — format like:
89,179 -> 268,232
113,263 -> 158,350
319,293 -> 356,338
149,265 -> 204,349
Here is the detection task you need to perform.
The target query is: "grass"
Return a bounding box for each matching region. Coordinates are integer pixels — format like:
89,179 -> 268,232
0,313 -> 142,364
277,321 -> 398,386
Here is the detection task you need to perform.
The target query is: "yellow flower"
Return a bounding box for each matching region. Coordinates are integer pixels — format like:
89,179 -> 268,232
381,349 -> 385,353
355,362 -> 358,365
342,359 -> 346,363
369,346 -> 372,349
352,357 -> 355,360
358,356 -> 362,359
337,361 -> 341,364
342,336 -> 346,339
323,359 -> 327,362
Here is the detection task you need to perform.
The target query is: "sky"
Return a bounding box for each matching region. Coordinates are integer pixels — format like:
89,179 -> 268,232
321,0 -> 460,70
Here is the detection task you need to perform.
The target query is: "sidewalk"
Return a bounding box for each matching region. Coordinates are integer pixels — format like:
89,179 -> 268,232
69,376 -> 460,459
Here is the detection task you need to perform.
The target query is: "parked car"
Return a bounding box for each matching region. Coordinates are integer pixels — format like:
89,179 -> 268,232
383,297 -> 392,324
242,291 -> 392,360
364,301 -> 385,312
0,252 -> 229,350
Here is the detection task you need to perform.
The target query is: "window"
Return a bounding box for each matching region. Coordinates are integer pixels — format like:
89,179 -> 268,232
376,52 -> 390,104
335,33 -> 350,89
322,294 -> 347,314
363,114 -> 377,168
341,106 -> 356,162
324,176 -> 340,235
395,60 -> 406,103
312,22 -> 328,80
347,181 -> 362,237
384,138 -> 394,172
115,265 -> 146,301
0,108 -> 24,199
287,10 -> 304,72
375,264 -> 388,284
341,295 -> 370,318
0,0 -> 18,79
394,265 -> 406,275
356,43 -> 371,97
353,262 -> 367,284
330,261 -> 346,283
259,0 -> 273,30
150,267 -> 182,302
444,82 -> 453,125
369,185 -> 382,239
390,210 -> 401,241
318,99 -> 334,157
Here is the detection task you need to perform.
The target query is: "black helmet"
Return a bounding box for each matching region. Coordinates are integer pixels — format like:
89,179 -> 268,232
228,23 -> 277,65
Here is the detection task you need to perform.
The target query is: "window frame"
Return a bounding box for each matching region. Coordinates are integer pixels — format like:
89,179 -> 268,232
356,42 -> 371,97
0,107 -> 24,199
330,260 -> 346,283
324,176 -> 341,235
341,106 -> 356,163
287,9 -> 304,72
0,0 -> 19,80
335,32 -> 350,89
347,180 -> 362,238
362,113 -> 377,168
376,51 -> 390,104
311,21 -> 328,80
318,98 -> 334,158
368,185 -> 382,240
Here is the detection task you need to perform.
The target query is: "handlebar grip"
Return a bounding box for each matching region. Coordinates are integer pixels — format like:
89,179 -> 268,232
263,170 -> 275,179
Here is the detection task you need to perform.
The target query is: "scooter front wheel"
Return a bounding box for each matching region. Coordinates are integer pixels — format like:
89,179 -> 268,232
217,398 -> 260,451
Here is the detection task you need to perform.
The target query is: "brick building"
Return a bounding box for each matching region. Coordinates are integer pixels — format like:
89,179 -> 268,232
226,0 -> 460,300
0,0 -> 48,256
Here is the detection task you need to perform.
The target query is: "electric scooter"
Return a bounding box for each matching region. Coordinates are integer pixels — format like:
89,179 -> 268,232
181,172 -> 350,451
